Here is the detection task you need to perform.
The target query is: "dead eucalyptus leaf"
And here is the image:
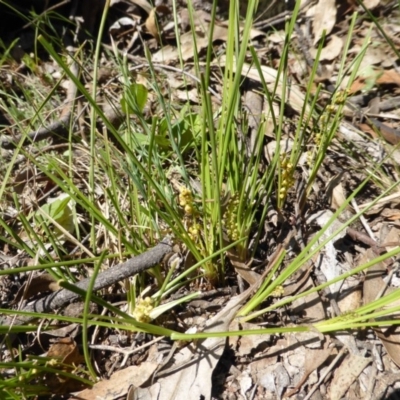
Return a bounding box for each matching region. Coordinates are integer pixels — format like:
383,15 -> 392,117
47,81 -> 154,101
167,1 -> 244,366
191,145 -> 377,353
45,338 -> 86,394
325,172 -> 346,210
47,337 -> 82,365
227,248 -> 260,285
145,8 -> 160,42
286,340 -> 332,397
74,362 -> 158,400
329,354 -> 371,399
13,273 -> 60,304
310,34 -> 343,61
312,0 -> 337,45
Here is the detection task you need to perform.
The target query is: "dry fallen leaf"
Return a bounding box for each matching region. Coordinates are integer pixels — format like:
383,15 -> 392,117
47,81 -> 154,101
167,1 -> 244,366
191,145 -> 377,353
307,210 -> 348,296
227,248 -> 260,285
221,56 -> 310,120
45,338 -> 86,394
290,275 -> 326,323
127,0 -> 152,14
47,337 -> 83,365
286,338 -> 332,397
325,172 -> 346,210
312,0 -> 337,45
13,272 -> 60,304
153,9 -> 264,63
364,0 -> 381,9
375,327 -> 400,368
73,361 -> 158,400
310,34 -> 343,61
329,354 -> 371,399
376,69 -> 400,86
153,24 -> 229,63
145,8 -> 160,42
229,321 -> 271,357
351,68 -> 400,94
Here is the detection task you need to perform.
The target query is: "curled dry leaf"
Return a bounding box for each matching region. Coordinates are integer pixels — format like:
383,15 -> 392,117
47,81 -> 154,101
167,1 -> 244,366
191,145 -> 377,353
227,248 -> 260,285
145,8 -> 159,42
285,338 -> 332,397
325,172 -> 347,210
306,210 -> 347,296
153,9 -> 264,63
109,17 -> 136,35
221,56 -> 310,119
47,337 -> 83,365
145,5 -> 170,43
229,321 -> 271,357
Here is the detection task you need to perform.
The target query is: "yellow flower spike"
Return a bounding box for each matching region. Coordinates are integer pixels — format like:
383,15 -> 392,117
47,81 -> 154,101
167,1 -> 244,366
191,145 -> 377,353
184,204 -> 193,215
326,104 -> 336,113
271,285 -> 284,297
133,297 -> 154,323
189,226 -> 199,236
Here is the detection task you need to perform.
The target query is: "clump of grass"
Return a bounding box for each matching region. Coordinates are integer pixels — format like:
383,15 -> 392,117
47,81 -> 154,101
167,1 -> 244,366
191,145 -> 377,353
1,0 -> 400,396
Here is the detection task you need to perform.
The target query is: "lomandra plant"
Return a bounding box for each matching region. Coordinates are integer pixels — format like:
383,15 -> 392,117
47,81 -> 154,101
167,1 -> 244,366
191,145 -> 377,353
236,11 -> 373,319
168,0 -> 400,341
108,0 -> 277,284
158,0 -> 288,280
1,0 -> 400,396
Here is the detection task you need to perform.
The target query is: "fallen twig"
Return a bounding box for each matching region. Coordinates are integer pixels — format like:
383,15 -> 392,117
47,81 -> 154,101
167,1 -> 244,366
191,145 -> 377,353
1,237 -> 173,328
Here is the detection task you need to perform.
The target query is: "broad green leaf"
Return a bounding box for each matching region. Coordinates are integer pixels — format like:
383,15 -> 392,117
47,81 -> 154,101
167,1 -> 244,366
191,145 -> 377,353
33,195 -> 75,235
121,83 -> 148,114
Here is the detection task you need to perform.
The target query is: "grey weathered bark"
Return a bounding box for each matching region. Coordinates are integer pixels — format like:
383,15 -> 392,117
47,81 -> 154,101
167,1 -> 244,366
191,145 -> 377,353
1,237 -> 173,327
